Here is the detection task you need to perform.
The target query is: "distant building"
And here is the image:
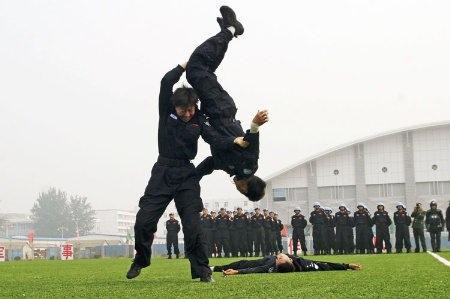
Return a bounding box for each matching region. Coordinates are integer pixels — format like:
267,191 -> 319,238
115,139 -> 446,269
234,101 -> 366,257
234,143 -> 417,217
93,209 -> 136,235
0,213 -> 33,237
260,121 -> 450,225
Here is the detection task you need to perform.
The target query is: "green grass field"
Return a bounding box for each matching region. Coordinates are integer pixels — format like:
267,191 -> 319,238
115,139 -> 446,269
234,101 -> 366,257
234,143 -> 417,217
1,252 -> 449,298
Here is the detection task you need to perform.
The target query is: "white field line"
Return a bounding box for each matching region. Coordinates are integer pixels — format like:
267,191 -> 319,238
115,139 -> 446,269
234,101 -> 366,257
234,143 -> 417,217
427,251 -> 450,267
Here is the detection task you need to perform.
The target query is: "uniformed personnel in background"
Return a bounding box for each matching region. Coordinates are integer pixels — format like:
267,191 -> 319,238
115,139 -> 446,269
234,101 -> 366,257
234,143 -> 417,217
324,207 -> 335,255
263,209 -> 275,255
393,202 -> 412,253
273,212 -> 284,254
354,203 -> 371,254
228,210 -> 238,257
233,207 -> 248,257
411,202 -> 427,253
246,211 -> 254,257
446,201 -> 450,242
210,211 -> 218,257
309,202 -> 328,255
166,213 -> 181,259
372,203 -> 392,254
251,207 -> 265,257
334,204 -> 351,255
215,208 -> 231,258
426,200 -> 445,252
200,208 -> 215,257
291,207 -> 308,256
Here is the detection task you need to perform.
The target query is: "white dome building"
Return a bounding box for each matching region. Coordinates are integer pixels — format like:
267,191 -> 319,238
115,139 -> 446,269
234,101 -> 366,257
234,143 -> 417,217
260,121 -> 450,222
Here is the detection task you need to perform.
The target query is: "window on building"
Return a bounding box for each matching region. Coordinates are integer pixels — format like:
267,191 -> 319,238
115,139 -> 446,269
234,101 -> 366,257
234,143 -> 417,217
204,202 -> 209,208
244,201 -> 248,206
224,202 -> 228,207
416,181 -> 450,196
273,188 -> 286,202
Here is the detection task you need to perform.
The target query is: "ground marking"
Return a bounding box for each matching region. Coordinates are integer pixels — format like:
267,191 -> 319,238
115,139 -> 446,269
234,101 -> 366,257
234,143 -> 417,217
427,251 -> 450,267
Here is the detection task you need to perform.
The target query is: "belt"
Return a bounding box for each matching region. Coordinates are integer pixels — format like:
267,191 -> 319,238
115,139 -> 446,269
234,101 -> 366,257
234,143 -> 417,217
209,117 -> 235,127
157,156 -> 191,167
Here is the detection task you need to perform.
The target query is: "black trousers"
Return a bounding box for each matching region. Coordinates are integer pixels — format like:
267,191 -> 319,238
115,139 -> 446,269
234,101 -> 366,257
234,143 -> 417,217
292,228 -> 307,253
312,225 -> 327,251
216,229 -> 230,255
186,29 -> 237,120
247,229 -> 254,254
166,232 -> 179,255
375,223 -> 392,252
395,224 -> 411,251
335,226 -> 350,253
429,227 -> 442,251
235,228 -> 248,255
264,228 -> 274,254
355,225 -> 369,251
276,232 -> 283,252
253,226 -> 266,255
133,163 -> 209,279
202,227 -> 213,255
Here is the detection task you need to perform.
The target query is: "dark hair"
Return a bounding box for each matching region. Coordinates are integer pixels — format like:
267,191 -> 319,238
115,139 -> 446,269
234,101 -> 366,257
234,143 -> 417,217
276,261 -> 295,273
246,176 -> 267,202
171,84 -> 198,108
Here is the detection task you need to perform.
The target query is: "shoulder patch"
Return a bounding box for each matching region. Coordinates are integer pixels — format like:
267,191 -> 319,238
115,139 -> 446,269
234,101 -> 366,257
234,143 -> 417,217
170,113 -> 178,120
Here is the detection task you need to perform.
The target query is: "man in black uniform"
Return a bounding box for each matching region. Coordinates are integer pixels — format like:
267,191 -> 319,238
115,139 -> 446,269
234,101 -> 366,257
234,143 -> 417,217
273,212 -> 284,254
263,209 -> 275,256
426,200 -> 445,252
126,61 -> 239,282
291,207 -> 308,256
210,211 -> 218,257
215,208 -> 231,258
210,253 -> 361,275
393,202 -> 412,253
309,202 -> 328,255
228,210 -> 238,257
334,204 -> 351,255
372,203 -> 392,254
200,208 -> 214,257
166,212 -> 181,259
354,203 -> 371,254
324,207 -> 335,255
245,211 -> 254,257
188,6 -> 269,202
251,207 -> 266,257
233,207 -> 248,257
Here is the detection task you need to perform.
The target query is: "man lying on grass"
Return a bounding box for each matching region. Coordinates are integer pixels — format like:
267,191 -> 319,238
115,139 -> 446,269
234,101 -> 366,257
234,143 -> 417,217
211,253 -> 362,275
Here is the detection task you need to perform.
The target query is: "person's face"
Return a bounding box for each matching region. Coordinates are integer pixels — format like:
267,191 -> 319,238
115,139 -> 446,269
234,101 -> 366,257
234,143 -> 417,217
397,206 -> 404,211
255,209 -> 260,215
175,105 -> 195,122
220,210 -> 226,216
211,212 -> 216,217
264,211 -> 268,216
358,206 -> 364,211
237,209 -> 243,215
294,210 -> 300,215
340,207 -> 345,212
431,204 -> 437,210
233,177 -> 249,195
276,253 -> 293,267
202,209 -> 208,216
378,206 -> 384,211
314,205 -> 320,211
274,215 -> 278,219
169,215 -> 174,220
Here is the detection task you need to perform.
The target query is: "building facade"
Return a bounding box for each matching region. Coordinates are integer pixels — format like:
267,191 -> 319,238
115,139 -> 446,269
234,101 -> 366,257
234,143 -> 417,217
260,121 -> 450,224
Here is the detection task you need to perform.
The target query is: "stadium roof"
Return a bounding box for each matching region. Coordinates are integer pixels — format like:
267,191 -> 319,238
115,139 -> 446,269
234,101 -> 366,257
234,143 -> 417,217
265,120 -> 450,181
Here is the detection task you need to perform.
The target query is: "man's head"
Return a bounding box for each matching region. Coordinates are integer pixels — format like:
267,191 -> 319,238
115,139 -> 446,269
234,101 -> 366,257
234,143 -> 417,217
202,208 -> 208,216
169,213 -> 175,220
254,207 -> 260,215
263,209 -> 269,216
430,200 -> 438,209
294,207 -> 301,215
313,202 -> 321,211
171,85 -> 198,123
396,202 -> 404,211
220,208 -> 226,215
233,176 -> 267,202
377,203 -> 385,211
273,212 -> 278,219
357,203 -> 364,211
275,253 -> 295,273
237,207 -> 243,215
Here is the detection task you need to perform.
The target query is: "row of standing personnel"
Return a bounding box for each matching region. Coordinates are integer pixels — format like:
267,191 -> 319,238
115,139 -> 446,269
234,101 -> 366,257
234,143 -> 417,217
296,200 -> 447,255
200,207 -> 284,258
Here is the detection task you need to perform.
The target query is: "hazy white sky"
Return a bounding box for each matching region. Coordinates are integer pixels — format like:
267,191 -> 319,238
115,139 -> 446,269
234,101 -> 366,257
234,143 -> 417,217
1,0 -> 449,214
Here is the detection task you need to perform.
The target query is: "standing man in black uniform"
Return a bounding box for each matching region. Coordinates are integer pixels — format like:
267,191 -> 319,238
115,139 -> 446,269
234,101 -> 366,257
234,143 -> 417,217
200,208 -> 214,257
246,211 -> 254,257
354,203 -> 371,254
324,207 -> 335,255
411,203 -> 427,253
334,204 -> 351,255
233,207 -> 248,257
263,209 -> 275,256
215,208 -> 231,258
251,207 -> 266,257
309,202 -> 328,255
446,201 -> 450,242
166,212 -> 181,259
273,212 -> 284,254
426,200 -> 445,252
210,211 -> 218,257
188,6 -> 269,202
228,210 -> 238,257
126,61 -> 239,282
372,203 -> 392,254
393,202 -> 412,253
291,207 -> 308,256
